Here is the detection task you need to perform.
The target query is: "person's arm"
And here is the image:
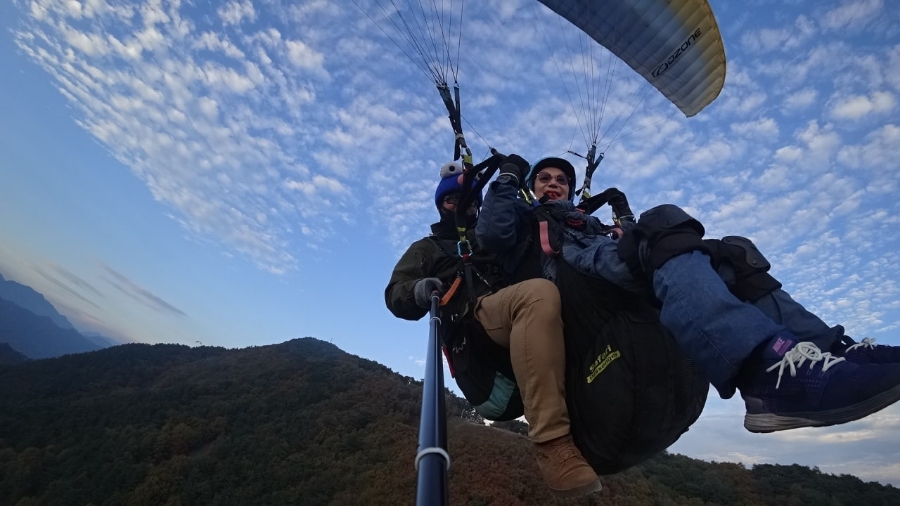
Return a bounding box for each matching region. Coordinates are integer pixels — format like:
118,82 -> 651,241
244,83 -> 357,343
561,211 -> 646,293
385,240 -> 433,321
476,175 -> 527,255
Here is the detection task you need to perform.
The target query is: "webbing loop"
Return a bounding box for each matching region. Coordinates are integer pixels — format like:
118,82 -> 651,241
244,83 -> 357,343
538,220 -> 559,256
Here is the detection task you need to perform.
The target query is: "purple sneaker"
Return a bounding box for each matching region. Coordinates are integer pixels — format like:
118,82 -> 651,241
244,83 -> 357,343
739,332 -> 900,433
833,336 -> 900,364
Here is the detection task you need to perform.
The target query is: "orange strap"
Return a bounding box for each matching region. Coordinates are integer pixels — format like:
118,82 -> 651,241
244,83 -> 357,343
440,276 -> 462,306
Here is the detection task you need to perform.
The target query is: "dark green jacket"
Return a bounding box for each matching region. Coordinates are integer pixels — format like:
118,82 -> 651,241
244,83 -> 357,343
385,219 -> 503,322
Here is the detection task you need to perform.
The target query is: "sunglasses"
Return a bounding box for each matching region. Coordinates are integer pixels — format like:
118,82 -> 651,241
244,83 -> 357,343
536,173 -> 569,186
442,193 -> 460,205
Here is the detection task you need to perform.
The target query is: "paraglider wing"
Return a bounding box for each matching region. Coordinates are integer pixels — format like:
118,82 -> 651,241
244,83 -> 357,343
537,0 -> 726,117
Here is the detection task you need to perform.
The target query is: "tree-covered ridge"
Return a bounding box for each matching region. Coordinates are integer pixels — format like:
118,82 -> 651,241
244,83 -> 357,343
0,338 -> 897,505
0,343 -> 28,366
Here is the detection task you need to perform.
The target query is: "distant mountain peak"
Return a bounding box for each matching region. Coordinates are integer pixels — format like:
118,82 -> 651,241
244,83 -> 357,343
0,271 -> 76,331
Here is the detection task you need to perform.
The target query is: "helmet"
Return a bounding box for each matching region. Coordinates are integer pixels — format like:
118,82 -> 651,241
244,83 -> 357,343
527,157 -> 577,201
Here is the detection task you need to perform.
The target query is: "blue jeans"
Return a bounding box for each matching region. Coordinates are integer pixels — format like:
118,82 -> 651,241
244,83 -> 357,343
751,289 -> 843,345
653,252 -> 842,398
563,234 -> 844,398
653,252 -> 782,398
708,255 -> 844,347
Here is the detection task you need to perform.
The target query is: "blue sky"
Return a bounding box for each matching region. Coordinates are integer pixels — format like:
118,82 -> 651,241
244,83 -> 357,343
2,0 -> 900,487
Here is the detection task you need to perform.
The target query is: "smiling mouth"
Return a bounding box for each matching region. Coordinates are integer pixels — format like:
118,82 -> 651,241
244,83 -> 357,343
545,191 -> 561,199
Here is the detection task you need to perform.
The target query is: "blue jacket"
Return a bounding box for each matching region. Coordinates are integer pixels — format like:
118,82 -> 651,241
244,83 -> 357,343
476,175 -> 644,293
474,175 -> 542,278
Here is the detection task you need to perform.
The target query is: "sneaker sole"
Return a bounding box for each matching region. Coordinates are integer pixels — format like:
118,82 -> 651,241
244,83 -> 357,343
549,478 -> 602,499
744,383 -> 900,433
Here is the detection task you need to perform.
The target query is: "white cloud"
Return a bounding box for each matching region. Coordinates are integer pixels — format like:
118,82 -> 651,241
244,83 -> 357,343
784,88 -> 818,110
755,165 -> 792,190
774,145 -> 804,163
198,97 -> 219,119
756,42 -> 851,90
888,45 -> 900,93
684,139 -> 735,167
284,175 -> 346,195
30,1 -> 49,20
12,0 -> 361,274
742,28 -> 793,53
218,0 -> 256,26
820,0 -> 883,30
284,39 -> 325,71
107,33 -> 144,60
741,16 -> 814,54
195,32 -> 246,59
726,91 -> 768,115
135,27 -> 166,52
731,117 -> 779,139
837,124 -> 900,174
830,91 -> 896,119
63,28 -> 111,56
797,121 -> 841,164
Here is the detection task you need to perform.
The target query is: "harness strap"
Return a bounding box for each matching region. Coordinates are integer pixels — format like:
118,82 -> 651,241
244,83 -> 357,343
463,263 -> 477,307
538,220 -> 559,256
440,276 -> 462,307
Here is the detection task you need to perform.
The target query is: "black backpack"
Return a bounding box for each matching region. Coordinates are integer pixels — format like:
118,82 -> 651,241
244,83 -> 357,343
556,257 -> 709,475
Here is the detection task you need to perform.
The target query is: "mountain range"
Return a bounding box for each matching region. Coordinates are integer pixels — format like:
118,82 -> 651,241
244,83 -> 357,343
1,337 -> 898,505
0,272 -> 76,330
0,272 -> 113,359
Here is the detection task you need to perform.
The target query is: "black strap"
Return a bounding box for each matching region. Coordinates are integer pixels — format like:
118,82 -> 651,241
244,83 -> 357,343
438,84 -> 467,163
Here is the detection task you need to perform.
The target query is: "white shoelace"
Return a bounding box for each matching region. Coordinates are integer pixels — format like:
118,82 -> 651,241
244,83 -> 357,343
846,337 -> 878,351
766,341 -> 846,389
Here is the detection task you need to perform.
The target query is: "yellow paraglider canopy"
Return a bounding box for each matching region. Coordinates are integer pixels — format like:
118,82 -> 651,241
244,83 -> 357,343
538,0 -> 727,117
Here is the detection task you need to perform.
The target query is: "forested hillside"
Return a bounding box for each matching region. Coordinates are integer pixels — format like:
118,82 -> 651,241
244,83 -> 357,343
1,338 -> 897,505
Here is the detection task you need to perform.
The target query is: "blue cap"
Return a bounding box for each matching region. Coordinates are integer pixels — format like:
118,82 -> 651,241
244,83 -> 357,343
434,162 -> 482,208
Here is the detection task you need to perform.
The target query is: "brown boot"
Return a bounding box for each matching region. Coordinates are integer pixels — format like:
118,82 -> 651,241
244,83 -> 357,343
534,434 -> 602,497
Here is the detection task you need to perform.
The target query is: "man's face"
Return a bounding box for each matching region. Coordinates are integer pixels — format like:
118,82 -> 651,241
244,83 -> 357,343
533,167 -> 570,201
441,192 -> 477,216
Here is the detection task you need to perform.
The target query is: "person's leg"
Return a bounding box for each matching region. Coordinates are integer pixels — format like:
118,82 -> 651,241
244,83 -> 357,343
618,205 -> 900,432
754,287 -> 900,364
711,236 -> 900,364
653,251 -> 783,398
475,278 -> 568,442
475,278 -> 600,497
704,236 -> 843,349
654,251 -> 900,433
751,288 -> 841,345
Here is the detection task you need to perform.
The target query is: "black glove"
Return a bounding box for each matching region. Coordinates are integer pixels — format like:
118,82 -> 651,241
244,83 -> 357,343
565,210 -> 607,236
498,154 -> 531,185
608,190 -> 634,224
414,277 -> 443,309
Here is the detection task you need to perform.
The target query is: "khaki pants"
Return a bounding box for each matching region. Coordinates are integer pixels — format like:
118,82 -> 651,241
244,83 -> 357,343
474,278 -> 569,443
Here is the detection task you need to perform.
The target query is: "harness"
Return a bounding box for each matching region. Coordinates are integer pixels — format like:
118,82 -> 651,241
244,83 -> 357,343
525,187 -> 632,262
439,154 -> 506,311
